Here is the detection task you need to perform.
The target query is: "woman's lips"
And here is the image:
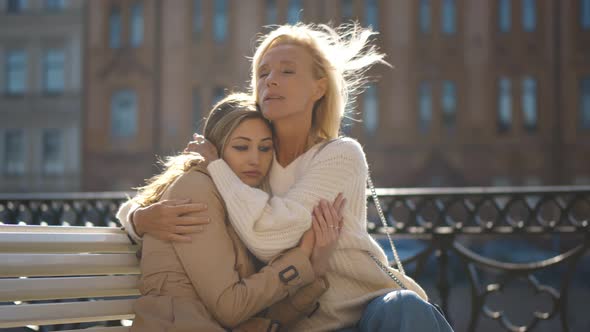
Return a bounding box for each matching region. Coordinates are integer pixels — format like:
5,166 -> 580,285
263,95 -> 285,102
243,171 -> 261,178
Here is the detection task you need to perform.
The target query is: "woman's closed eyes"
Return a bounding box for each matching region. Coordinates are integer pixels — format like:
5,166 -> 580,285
231,145 -> 273,153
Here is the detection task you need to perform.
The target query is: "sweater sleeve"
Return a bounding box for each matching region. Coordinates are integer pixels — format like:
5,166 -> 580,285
207,138 -> 368,261
115,199 -> 142,244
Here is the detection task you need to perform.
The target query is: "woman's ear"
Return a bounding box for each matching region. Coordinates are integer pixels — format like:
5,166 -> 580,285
313,77 -> 328,102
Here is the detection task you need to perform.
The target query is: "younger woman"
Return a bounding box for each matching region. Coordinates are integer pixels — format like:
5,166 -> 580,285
128,93 -> 343,331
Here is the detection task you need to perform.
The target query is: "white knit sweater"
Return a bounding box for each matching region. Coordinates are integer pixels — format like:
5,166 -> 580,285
206,137 -> 427,331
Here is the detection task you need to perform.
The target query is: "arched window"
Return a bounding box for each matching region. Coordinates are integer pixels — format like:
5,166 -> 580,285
5,50 -> 27,94
363,84 -> 378,134
522,0 -> 536,32
111,90 -> 138,138
43,49 -> 65,93
130,3 -> 144,47
287,0 -> 301,24
441,0 -> 456,35
109,6 -> 122,48
366,0 -> 378,29
419,81 -> 432,132
266,0 -> 277,24
214,0 -> 228,43
580,77 -> 590,129
498,0 -> 511,32
522,77 -> 537,131
441,81 -> 457,128
498,77 -> 512,132
419,0 -> 431,34
582,0 -> 590,30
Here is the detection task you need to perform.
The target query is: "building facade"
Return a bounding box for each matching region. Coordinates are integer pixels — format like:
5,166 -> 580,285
84,0 -> 590,191
0,0 -> 85,192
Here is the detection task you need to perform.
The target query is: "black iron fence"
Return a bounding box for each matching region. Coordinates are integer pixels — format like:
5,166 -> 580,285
1,186 -> 589,332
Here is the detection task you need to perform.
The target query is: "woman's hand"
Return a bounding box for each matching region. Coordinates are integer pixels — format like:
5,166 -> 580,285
184,133 -> 219,165
310,193 -> 346,277
132,199 -> 210,242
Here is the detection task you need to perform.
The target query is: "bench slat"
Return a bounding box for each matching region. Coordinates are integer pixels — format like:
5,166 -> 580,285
0,225 -> 136,254
0,243 -> 137,254
0,253 -> 139,278
0,276 -> 140,302
60,327 -> 130,332
0,232 -> 137,254
0,225 -> 127,234
0,299 -> 135,328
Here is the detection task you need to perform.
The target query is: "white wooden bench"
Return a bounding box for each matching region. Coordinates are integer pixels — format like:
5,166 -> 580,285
0,224 -> 140,331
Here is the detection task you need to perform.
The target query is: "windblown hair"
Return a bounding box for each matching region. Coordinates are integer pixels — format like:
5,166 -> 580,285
251,22 -> 388,148
133,93 -> 266,206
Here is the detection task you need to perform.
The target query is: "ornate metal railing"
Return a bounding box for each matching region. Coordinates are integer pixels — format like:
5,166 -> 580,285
1,186 -> 589,332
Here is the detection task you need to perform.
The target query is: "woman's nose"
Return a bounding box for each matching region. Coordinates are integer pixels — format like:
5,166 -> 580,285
248,150 -> 260,165
266,72 -> 278,87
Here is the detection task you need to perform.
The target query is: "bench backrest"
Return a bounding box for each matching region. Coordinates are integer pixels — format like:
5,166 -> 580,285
0,225 -> 140,330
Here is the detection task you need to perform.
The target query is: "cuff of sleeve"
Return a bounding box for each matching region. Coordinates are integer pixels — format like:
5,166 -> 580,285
269,247 -> 316,296
121,202 -> 142,244
290,277 -> 329,314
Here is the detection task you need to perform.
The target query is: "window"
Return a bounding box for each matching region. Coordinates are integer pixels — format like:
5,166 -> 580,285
580,77 -> 590,130
214,0 -> 228,43
524,176 -> 541,186
522,77 -> 537,131
266,0 -> 277,25
582,0 -> 590,30
522,0 -> 536,32
42,129 -> 64,175
419,0 -> 431,34
43,49 -> 65,93
492,176 -> 511,187
419,81 -> 432,132
366,0 -> 378,29
45,0 -> 65,10
498,77 -> 512,132
574,176 -> 590,185
441,0 -> 456,35
441,80 -> 457,129
193,0 -> 203,37
430,176 -> 444,187
213,87 -> 225,105
111,90 -> 138,138
287,0 -> 301,24
498,0 -> 511,32
3,130 -> 25,176
193,90 -> 202,131
341,0 -> 353,22
5,50 -> 27,95
363,84 -> 378,134
130,3 -> 144,47
6,0 -> 26,13
109,7 -> 122,48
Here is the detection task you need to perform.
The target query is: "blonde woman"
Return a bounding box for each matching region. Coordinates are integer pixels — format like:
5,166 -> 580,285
122,24 -> 453,331
127,93 -> 345,331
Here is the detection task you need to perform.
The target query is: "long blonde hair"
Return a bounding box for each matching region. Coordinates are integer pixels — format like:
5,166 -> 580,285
251,22 -> 388,148
133,93 -> 266,206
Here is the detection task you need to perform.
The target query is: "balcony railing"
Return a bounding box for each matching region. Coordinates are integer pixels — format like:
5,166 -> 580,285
1,186 -> 589,332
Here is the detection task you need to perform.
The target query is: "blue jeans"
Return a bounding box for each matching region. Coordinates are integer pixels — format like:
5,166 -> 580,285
336,290 -> 454,332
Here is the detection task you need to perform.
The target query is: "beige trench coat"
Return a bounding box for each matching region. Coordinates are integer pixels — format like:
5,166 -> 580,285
130,166 -> 328,332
